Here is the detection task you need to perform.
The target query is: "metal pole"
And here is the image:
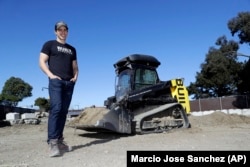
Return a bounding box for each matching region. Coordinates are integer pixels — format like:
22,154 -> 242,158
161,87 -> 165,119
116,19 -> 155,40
199,98 -> 201,112
219,97 -> 222,110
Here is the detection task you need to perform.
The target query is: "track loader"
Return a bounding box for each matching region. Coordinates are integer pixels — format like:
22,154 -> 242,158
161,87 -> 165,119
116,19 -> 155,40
69,54 -> 191,134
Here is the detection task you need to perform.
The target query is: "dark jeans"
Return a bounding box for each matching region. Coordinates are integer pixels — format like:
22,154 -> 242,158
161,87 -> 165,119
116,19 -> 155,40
47,78 -> 75,143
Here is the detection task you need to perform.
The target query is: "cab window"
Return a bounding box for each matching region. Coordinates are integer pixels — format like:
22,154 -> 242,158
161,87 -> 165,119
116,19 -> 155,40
135,68 -> 158,90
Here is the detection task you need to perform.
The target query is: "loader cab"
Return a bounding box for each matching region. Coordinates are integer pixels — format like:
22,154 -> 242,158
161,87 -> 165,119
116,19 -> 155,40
115,66 -> 160,102
114,54 -> 161,103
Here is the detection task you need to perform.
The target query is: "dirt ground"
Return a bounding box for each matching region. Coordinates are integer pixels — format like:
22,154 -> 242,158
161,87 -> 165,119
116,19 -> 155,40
0,111 -> 250,167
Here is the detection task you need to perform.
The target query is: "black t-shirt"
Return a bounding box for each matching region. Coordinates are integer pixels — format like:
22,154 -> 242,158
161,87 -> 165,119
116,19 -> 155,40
41,40 -> 77,81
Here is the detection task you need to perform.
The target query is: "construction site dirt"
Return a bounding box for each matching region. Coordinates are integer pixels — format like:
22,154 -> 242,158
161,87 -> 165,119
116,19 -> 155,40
0,111 -> 250,167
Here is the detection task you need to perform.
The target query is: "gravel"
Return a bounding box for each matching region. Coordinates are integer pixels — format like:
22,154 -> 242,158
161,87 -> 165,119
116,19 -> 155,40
0,111 -> 250,167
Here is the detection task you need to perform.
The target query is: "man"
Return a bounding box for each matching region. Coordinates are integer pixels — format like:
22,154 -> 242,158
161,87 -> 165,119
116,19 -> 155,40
39,21 -> 79,157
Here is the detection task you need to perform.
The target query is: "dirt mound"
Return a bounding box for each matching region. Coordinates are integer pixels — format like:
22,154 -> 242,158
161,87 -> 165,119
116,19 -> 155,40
68,107 -> 109,126
189,111 -> 250,127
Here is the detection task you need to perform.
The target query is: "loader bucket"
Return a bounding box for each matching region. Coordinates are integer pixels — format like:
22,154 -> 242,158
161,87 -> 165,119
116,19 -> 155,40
68,106 -> 132,134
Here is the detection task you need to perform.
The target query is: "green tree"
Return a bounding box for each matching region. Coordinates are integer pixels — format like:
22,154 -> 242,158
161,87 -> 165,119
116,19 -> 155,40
237,59 -> 250,94
228,11 -> 250,45
228,11 -> 250,93
0,77 -> 33,106
34,97 -> 50,112
188,36 -> 243,99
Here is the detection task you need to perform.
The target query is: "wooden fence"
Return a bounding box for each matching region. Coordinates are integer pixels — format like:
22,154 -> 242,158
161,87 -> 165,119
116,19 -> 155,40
190,95 -> 250,112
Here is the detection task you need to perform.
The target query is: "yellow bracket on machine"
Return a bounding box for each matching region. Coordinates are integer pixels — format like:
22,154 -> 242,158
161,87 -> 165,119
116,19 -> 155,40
170,78 -> 191,114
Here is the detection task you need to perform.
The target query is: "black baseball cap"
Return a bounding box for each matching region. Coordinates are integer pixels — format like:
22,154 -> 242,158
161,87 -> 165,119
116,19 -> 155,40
55,21 -> 68,30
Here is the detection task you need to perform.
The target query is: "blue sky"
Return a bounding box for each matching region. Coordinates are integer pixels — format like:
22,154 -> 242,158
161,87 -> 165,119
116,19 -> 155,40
0,0 -> 250,109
